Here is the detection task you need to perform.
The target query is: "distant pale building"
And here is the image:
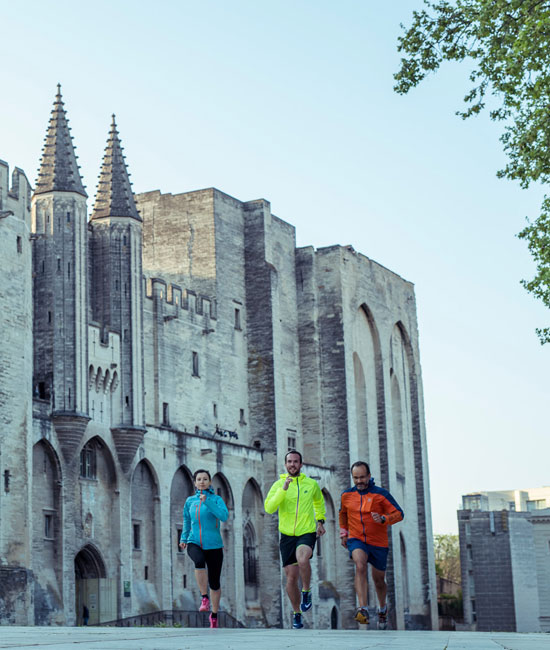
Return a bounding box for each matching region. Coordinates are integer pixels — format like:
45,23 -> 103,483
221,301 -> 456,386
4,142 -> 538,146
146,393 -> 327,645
459,486 -> 550,632
462,486 -> 550,513
0,86 -> 438,629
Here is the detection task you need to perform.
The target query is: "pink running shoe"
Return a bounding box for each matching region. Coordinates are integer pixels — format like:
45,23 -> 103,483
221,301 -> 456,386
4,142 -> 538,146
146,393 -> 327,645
199,596 -> 210,612
209,613 -> 218,628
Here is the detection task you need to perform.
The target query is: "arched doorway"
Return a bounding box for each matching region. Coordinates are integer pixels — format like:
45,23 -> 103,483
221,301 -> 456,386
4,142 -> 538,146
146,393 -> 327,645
74,545 -> 116,625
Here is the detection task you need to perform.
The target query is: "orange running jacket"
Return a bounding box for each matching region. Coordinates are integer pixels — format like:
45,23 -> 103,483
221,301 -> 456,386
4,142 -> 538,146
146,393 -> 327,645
339,479 -> 403,548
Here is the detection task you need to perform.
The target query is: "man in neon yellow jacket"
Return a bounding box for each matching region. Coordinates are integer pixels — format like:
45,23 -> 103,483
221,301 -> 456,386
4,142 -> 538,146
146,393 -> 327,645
264,450 -> 326,629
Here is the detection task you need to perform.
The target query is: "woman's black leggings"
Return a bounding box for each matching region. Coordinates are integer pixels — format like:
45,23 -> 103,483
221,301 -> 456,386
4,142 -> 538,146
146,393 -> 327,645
187,543 -> 224,590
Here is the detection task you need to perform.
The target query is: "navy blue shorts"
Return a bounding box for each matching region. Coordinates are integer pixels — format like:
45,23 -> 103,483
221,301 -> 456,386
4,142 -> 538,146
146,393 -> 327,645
347,538 -> 389,571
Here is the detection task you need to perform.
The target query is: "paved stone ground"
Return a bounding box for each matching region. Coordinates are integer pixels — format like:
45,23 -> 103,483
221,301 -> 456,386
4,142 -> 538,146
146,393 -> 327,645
0,628 -> 549,650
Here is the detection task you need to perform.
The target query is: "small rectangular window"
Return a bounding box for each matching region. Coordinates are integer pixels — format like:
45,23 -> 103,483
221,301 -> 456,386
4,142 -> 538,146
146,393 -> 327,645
177,528 -> 183,552
44,514 -> 53,539
67,262 -> 71,279
234,308 -> 241,330
183,575 -> 187,588
133,523 -> 141,550
192,352 -> 199,377
213,403 -> 217,418
144,565 -> 149,580
288,436 -> 296,450
66,211 -> 71,223
240,409 -> 246,425
16,236 -> 22,253
162,402 -> 170,426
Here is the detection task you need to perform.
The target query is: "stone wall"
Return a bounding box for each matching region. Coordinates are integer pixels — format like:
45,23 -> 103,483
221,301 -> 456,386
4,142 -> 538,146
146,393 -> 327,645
0,161 -> 33,624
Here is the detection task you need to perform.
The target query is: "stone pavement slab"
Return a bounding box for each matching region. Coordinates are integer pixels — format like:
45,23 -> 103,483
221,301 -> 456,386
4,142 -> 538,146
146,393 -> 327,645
0,628 -> 548,650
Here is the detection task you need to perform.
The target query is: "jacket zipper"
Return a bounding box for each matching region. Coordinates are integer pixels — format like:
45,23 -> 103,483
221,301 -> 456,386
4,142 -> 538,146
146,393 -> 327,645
197,497 -> 203,548
360,492 -> 366,542
293,478 -> 300,535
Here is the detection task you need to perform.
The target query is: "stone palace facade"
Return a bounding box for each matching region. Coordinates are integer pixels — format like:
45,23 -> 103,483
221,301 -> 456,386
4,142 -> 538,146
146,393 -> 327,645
0,87 -> 437,629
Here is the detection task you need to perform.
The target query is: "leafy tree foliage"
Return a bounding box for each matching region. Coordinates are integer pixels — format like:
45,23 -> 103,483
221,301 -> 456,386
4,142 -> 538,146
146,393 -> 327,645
434,533 -> 461,583
394,1 -> 550,343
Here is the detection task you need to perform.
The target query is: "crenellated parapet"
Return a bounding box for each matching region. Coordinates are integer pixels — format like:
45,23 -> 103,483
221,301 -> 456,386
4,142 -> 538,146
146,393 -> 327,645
145,276 -> 217,323
0,160 -> 31,227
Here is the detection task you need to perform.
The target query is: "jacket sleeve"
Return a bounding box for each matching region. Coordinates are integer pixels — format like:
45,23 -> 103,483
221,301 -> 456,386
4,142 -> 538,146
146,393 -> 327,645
339,494 -> 349,537
381,492 -> 404,526
264,479 -> 286,514
313,481 -> 326,521
181,500 -> 191,543
203,494 -> 229,522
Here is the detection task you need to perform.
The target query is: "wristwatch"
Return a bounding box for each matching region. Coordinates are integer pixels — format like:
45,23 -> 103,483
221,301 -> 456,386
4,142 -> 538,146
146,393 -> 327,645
317,519 -> 325,524
381,515 -> 386,524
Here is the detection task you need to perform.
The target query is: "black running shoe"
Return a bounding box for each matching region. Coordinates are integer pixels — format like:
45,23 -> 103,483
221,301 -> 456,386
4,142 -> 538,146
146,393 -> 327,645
301,590 -> 312,612
292,612 -> 304,629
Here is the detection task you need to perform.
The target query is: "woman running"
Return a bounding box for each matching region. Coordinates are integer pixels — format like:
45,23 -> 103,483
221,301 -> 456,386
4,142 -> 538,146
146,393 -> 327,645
179,469 -> 229,628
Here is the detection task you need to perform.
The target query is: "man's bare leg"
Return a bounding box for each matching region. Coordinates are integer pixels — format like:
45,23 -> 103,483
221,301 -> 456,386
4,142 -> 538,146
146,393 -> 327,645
371,566 -> 387,609
351,548 -> 368,608
284,564 -> 301,612
296,544 -> 313,591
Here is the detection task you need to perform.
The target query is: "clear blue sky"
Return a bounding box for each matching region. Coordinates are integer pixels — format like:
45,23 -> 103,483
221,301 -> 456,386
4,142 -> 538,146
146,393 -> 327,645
2,1 -> 549,534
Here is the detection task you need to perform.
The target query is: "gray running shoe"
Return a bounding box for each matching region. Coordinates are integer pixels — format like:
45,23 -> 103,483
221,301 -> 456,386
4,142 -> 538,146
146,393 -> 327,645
377,606 -> 388,630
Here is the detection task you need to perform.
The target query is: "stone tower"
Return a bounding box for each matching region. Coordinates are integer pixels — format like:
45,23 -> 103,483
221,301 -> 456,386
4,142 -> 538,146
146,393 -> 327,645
32,85 -> 90,460
90,116 -> 145,470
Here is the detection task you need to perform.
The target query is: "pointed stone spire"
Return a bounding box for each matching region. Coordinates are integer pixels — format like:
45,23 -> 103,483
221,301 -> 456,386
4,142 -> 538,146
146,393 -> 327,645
34,84 -> 87,197
91,115 -> 141,221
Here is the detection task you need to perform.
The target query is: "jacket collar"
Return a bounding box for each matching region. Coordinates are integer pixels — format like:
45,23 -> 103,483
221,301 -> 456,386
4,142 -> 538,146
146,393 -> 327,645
194,487 -> 215,497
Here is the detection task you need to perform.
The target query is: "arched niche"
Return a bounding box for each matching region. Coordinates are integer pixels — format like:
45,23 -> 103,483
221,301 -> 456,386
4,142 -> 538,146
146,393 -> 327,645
351,304 -> 386,483
75,544 -> 106,579
391,372 -> 405,479
131,459 -> 160,610
317,489 -> 336,582
211,472 -> 235,613
32,440 -> 63,607
212,472 -> 234,512
400,532 -> 410,612
170,465 -> 194,607
241,479 -> 263,604
353,352 -> 368,459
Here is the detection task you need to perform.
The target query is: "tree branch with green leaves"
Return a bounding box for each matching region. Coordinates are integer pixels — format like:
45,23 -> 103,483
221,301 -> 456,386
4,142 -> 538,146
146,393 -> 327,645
395,1 -> 550,342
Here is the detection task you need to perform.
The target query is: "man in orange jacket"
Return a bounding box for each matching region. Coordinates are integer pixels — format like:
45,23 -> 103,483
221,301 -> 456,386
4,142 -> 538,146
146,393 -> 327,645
339,461 -> 403,629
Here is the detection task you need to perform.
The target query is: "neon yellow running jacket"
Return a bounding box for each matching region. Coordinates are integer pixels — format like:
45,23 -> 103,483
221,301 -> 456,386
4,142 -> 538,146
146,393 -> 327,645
264,473 -> 326,536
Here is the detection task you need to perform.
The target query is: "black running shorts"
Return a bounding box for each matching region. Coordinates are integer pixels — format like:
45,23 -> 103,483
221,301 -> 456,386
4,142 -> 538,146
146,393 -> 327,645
279,532 -> 317,567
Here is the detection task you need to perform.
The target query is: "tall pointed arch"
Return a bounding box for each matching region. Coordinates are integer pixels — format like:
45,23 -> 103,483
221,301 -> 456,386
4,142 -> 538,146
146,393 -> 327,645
351,304 -> 387,484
